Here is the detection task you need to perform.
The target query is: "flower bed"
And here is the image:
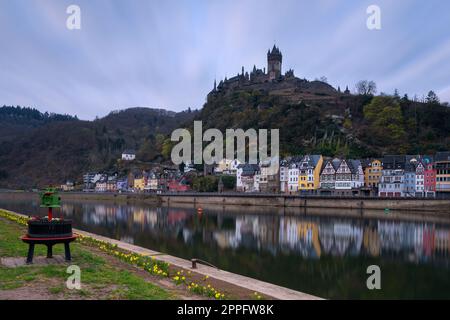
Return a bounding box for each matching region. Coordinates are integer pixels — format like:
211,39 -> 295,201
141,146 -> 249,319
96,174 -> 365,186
76,233 -> 226,299
0,209 -> 28,226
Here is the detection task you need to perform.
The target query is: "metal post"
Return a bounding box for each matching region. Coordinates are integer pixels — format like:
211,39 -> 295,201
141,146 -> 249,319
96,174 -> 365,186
26,244 -> 35,264
46,244 -> 53,258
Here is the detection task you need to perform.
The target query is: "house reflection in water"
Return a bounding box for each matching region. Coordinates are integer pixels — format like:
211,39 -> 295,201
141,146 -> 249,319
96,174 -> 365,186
1,196 -> 450,298
51,202 -> 450,267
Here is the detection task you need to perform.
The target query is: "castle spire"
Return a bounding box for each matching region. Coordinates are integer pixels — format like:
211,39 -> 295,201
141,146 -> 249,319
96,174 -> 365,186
214,79 -> 217,91
267,45 -> 282,80
344,85 -> 350,94
242,66 -> 244,76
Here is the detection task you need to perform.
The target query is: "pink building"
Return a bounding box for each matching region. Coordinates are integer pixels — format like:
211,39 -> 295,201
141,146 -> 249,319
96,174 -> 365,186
168,178 -> 190,192
424,161 -> 436,197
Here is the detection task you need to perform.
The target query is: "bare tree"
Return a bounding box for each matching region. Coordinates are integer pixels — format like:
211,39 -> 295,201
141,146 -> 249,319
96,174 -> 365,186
426,90 -> 440,105
355,80 -> 377,95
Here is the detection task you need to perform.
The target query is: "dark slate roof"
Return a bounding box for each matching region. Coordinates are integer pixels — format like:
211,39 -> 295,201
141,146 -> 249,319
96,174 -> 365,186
435,151 -> 450,162
331,158 -> 342,170
320,159 -> 339,174
347,160 -> 362,174
289,155 -> 303,164
300,155 -> 321,169
404,161 -> 416,173
122,149 -> 135,154
382,155 -> 406,169
238,164 -> 260,176
359,158 -> 372,169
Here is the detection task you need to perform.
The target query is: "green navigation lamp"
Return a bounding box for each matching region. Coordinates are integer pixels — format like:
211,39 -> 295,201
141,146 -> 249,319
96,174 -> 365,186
22,187 -> 75,264
39,187 -> 61,220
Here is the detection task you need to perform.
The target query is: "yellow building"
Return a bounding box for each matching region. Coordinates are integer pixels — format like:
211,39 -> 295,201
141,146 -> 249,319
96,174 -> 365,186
363,159 -> 383,188
298,222 -> 321,257
133,176 -> 145,191
298,155 -> 323,191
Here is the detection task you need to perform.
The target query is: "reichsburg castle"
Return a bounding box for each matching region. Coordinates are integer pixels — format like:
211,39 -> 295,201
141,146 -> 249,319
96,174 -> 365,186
207,45 -> 345,102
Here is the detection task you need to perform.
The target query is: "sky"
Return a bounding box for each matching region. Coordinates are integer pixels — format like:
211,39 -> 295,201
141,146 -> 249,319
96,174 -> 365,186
1,0 -> 450,120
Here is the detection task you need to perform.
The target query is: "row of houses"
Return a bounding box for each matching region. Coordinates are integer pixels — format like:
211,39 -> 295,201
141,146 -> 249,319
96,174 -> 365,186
75,151 -> 450,198
234,152 -> 450,198
82,169 -> 190,193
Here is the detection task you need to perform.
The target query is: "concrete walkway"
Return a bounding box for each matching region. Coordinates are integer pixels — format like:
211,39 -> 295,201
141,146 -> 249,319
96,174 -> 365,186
1,255 -> 67,267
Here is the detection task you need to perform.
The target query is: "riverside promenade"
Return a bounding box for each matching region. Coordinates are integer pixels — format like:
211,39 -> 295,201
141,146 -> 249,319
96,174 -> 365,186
160,192 -> 450,212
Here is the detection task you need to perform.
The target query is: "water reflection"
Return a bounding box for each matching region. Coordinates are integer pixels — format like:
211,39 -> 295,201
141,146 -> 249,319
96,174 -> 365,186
1,199 -> 450,298
60,203 -> 450,266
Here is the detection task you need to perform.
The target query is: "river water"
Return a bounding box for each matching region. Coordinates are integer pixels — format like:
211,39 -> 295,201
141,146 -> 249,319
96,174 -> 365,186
0,196 -> 449,299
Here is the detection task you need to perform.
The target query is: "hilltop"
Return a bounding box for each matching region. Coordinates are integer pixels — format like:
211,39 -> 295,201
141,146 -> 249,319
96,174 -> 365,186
198,46 -> 450,158
200,83 -> 450,158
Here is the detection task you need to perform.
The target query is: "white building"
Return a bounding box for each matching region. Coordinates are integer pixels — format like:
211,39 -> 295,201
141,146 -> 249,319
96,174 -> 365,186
147,174 -> 159,191
183,161 -> 196,173
279,160 -> 289,193
288,163 -> 299,192
349,160 -> 364,189
121,149 -> 136,161
236,164 -> 260,192
259,156 -> 279,193
415,161 -> 425,196
214,158 -> 242,175
335,160 -> 352,190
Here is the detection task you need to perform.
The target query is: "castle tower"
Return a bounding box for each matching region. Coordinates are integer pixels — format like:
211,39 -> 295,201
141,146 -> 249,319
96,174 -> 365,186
267,45 -> 282,80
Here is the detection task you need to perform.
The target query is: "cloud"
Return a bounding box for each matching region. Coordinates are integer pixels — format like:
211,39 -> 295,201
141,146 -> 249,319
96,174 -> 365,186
0,0 -> 449,119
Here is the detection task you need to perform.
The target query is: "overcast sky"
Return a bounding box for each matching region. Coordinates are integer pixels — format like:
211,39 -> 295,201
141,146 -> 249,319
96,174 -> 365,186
1,0 -> 449,120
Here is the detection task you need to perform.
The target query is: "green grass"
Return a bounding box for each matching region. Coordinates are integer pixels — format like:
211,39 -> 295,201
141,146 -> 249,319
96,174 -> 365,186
0,218 -> 174,299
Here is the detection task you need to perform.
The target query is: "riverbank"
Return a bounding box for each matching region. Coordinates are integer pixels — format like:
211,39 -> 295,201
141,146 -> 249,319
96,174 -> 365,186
162,193 -> 450,213
0,215 -> 175,300
2,191 -> 450,213
0,209 -> 320,300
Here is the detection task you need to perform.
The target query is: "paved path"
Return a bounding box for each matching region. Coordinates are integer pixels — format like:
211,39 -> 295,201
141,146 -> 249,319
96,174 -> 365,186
1,255 -> 67,267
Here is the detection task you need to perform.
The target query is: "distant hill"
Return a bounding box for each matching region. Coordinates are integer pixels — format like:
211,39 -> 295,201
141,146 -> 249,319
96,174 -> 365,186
0,106 -> 77,143
0,106 -> 197,188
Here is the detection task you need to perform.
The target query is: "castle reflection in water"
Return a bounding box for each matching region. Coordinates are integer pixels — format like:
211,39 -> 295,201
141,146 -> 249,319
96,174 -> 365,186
59,203 -> 450,267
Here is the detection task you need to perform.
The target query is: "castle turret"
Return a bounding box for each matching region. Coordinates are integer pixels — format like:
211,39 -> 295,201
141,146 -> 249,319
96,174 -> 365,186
344,86 -> 350,94
267,45 -> 282,80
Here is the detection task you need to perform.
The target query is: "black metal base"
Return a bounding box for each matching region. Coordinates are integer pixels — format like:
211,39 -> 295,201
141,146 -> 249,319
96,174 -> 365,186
22,236 -> 76,264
